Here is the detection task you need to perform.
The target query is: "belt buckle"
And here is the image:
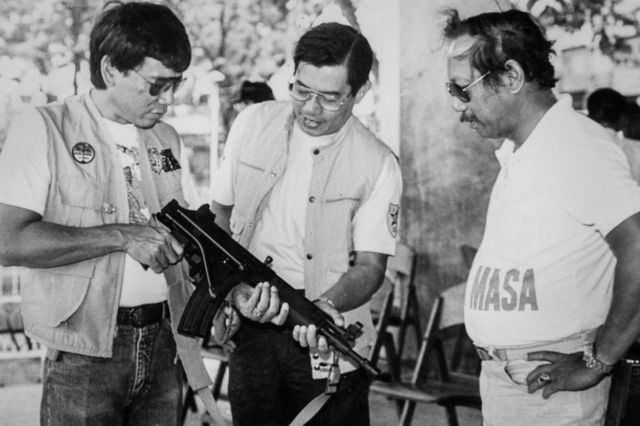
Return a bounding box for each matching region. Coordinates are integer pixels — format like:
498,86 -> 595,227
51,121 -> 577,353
476,346 -> 497,361
128,306 -> 144,327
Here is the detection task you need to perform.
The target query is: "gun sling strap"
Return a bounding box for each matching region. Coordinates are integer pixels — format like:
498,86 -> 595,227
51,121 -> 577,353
197,387 -> 228,426
289,351 -> 341,426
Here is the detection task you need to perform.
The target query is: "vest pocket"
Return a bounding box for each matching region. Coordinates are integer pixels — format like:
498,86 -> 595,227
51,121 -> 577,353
322,195 -> 360,243
325,252 -> 349,289
57,175 -> 106,226
21,271 -> 91,327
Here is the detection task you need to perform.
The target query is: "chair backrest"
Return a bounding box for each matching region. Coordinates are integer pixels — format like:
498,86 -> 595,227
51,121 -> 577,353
411,282 -> 479,386
385,243 -> 417,313
370,243 -> 416,316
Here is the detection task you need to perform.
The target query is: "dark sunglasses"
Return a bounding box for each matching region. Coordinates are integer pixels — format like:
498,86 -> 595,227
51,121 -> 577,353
445,71 -> 490,103
132,69 -> 186,97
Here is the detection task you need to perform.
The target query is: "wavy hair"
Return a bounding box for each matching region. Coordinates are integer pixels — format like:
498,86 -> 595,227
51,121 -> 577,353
442,8 -> 557,89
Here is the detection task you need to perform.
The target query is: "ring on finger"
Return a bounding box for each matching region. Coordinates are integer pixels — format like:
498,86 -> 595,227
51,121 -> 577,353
537,372 -> 552,384
253,307 -> 265,319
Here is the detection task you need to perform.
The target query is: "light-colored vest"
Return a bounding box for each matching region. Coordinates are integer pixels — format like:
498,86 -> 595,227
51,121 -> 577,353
230,101 -> 393,374
20,93 -> 210,390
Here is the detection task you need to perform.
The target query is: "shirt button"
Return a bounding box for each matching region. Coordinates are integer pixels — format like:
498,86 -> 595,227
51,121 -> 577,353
309,196 -> 315,203
313,149 -> 320,155
306,254 -> 313,260
102,203 -> 116,214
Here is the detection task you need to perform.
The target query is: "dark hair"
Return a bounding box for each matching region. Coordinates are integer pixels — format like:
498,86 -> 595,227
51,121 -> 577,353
620,101 -> 640,140
236,81 -> 275,104
442,9 -> 557,89
89,1 -> 191,89
586,88 -> 627,131
294,22 -> 373,95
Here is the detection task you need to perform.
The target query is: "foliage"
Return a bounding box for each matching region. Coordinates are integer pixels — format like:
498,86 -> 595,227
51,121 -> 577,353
0,0 -> 340,100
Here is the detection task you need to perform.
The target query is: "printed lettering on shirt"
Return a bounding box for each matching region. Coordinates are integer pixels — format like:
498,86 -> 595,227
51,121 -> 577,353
468,265 -> 539,311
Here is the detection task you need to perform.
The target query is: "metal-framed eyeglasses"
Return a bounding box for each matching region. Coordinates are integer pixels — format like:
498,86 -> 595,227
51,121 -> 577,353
445,71 -> 490,103
132,69 -> 186,97
288,82 -> 351,112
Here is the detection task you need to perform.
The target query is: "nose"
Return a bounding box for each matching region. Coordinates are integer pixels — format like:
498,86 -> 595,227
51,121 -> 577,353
301,93 -> 323,114
158,86 -> 176,105
451,95 -> 467,113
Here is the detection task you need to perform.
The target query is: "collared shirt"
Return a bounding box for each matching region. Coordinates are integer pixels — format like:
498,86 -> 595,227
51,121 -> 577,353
465,95 -> 640,346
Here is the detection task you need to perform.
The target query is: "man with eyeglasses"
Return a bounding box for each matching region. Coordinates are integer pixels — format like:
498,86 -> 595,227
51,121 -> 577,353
443,8 -> 640,425
209,22 -> 402,425
0,3 -> 219,425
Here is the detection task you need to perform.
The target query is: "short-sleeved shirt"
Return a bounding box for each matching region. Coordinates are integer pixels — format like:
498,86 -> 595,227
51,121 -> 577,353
0,101 -> 167,307
465,96 -> 640,346
211,111 -> 402,289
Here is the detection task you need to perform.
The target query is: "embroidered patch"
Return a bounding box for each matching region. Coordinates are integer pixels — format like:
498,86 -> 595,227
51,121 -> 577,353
161,148 -> 181,172
148,148 -> 162,174
71,142 -> 95,164
387,203 -> 399,238
148,148 -> 181,174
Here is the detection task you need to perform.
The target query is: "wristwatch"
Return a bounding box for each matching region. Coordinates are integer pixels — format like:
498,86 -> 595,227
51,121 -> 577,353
583,343 -> 615,374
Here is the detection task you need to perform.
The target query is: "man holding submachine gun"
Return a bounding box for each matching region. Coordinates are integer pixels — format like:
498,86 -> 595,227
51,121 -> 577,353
204,22 -> 403,426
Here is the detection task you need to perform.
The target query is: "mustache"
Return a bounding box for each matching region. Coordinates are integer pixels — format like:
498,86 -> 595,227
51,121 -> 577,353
460,113 -> 474,123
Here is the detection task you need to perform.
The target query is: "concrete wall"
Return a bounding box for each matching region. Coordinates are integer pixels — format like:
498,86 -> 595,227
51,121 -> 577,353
358,1 -> 511,325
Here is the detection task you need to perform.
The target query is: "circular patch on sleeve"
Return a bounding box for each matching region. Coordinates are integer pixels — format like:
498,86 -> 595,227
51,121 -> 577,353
71,142 -> 95,164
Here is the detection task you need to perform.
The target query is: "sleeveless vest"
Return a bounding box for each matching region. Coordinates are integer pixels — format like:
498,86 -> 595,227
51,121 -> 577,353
20,93 -> 210,390
230,101 -> 394,375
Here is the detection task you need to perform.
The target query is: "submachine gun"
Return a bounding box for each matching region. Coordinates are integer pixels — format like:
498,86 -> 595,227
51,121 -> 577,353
156,200 -> 380,377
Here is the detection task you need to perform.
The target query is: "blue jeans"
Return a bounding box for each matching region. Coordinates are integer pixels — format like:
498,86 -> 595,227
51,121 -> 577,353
228,321 -> 371,426
41,319 -> 184,426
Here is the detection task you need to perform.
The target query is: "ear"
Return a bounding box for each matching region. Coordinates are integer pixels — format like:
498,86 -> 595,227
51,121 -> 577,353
503,59 -> 525,94
354,80 -> 371,104
101,56 -> 118,88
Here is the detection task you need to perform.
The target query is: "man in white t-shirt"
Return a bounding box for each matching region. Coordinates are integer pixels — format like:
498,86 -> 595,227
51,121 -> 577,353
0,3 -> 218,425
443,9 -> 640,425
209,23 -> 402,425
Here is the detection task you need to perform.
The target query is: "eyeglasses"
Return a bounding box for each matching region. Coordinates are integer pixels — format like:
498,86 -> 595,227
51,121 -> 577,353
445,71 -> 491,103
132,69 -> 185,97
288,82 -> 351,112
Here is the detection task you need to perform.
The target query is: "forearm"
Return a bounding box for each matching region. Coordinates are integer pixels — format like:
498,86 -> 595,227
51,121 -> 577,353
593,258 -> 640,364
319,251 -> 387,312
0,220 -> 129,268
598,212 -> 640,364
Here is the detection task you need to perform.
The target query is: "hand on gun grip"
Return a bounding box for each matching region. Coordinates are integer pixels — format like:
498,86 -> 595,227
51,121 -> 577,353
231,282 -> 289,325
124,224 -> 184,273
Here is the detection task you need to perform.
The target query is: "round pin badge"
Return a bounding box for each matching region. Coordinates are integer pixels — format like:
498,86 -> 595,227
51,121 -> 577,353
72,142 -> 95,164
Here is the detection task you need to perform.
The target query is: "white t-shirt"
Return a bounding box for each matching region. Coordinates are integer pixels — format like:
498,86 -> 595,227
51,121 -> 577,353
0,98 -> 167,307
211,114 -> 402,289
465,96 -> 640,346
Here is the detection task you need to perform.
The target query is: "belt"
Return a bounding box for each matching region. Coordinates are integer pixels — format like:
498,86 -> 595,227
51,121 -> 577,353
117,301 -> 169,327
475,332 -> 595,361
475,346 -> 531,361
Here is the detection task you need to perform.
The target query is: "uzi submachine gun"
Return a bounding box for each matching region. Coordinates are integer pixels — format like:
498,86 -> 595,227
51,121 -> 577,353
156,200 -> 380,377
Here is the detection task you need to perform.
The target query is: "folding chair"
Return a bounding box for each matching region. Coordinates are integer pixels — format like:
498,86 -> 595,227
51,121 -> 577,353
370,243 -> 421,371
369,283 -> 481,426
369,287 -> 401,381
